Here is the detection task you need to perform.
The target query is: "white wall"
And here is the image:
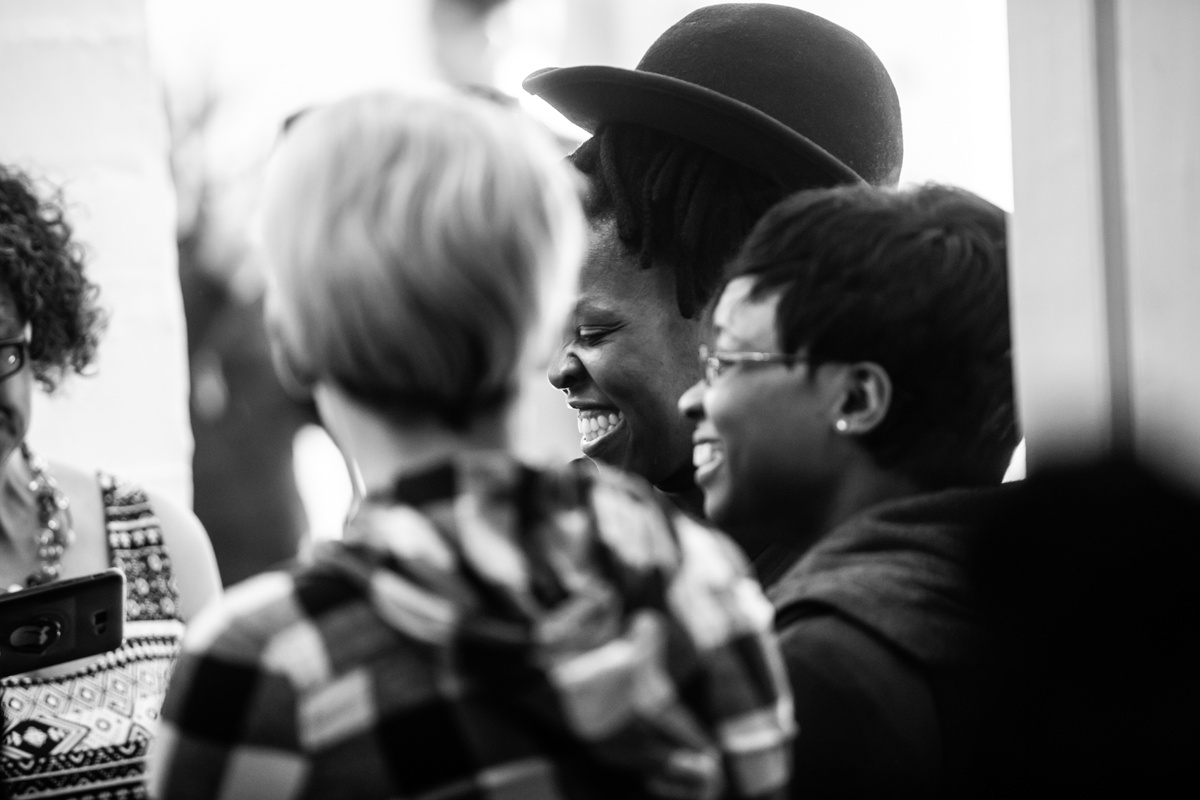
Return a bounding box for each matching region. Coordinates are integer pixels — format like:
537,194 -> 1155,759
0,0 -> 192,504
1118,1 -> 1200,482
1007,0 -> 1114,464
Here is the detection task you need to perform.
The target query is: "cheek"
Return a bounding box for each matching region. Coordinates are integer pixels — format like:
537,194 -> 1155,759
587,340 -> 688,409
649,319 -> 704,405
711,387 -> 789,465
639,357 -> 703,433
708,395 -> 748,449
0,378 -> 33,437
2,372 -> 34,400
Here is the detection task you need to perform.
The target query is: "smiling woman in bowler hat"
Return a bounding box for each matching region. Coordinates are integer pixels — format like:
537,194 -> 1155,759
525,2 -> 903,517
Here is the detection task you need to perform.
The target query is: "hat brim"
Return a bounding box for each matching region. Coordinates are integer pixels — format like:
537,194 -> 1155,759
523,65 -> 865,188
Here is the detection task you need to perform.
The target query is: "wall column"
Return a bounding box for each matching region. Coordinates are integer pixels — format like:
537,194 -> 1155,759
1008,0 -> 1200,486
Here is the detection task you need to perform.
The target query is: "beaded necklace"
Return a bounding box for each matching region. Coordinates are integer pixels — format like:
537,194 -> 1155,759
4,443 -> 74,593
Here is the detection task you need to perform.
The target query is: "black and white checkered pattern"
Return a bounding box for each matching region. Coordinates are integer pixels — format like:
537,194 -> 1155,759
148,454 -> 794,799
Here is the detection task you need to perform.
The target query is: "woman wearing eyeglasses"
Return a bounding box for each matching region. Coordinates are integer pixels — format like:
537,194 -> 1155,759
0,163 -> 221,798
679,182 -> 1019,798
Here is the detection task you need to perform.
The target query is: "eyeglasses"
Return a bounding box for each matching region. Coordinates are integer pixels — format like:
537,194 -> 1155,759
698,343 -> 802,385
0,325 -> 31,382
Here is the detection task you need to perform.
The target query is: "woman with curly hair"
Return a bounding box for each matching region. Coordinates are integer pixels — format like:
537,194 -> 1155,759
0,162 -> 221,798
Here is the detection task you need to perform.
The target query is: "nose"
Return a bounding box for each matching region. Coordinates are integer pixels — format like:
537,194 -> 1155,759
678,379 -> 706,422
547,344 -> 584,394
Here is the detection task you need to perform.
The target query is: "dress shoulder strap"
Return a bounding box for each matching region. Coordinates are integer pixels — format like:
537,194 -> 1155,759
99,472 -> 184,622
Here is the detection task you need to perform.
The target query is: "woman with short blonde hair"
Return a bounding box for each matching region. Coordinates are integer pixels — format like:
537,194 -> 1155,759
148,87 -> 794,800
261,89 -> 581,428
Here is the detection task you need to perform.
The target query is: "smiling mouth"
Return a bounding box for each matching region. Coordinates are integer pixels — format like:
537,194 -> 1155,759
692,440 -> 724,484
576,410 -> 624,444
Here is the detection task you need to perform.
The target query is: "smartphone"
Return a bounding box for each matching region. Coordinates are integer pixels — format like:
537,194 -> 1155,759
0,568 -> 125,678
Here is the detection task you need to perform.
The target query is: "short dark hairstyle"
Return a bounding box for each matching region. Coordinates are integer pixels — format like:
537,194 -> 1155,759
732,182 -> 1016,488
0,164 -> 106,392
570,122 -> 795,319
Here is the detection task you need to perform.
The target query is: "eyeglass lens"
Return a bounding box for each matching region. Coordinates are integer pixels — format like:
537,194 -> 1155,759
0,343 -> 25,380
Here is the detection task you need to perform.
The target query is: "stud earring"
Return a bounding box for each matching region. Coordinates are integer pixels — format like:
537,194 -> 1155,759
835,419 -> 849,433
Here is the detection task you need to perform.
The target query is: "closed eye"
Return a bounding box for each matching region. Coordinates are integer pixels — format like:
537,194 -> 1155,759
575,326 -> 613,346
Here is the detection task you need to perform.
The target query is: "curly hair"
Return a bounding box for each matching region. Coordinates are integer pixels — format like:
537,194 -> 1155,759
0,164 -> 106,392
570,123 -> 795,319
732,182 -> 1017,489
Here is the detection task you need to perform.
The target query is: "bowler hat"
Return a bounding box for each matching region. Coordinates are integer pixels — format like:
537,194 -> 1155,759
523,3 -> 903,188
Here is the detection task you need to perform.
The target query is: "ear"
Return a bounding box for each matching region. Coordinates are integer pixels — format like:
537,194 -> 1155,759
831,361 -> 892,435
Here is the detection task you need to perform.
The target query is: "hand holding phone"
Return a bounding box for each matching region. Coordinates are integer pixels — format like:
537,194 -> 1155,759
0,569 -> 126,678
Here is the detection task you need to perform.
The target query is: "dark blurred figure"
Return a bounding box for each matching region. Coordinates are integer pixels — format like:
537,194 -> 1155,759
173,97 -> 319,587
972,455 -> 1199,797
181,264 -> 317,586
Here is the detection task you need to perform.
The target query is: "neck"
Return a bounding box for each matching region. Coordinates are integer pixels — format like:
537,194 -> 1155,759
315,383 -> 512,498
819,465 -> 924,537
745,461 -> 923,582
655,461 -> 705,519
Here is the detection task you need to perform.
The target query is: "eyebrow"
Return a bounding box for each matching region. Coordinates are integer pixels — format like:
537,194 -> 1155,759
572,298 -> 616,317
711,321 -> 767,351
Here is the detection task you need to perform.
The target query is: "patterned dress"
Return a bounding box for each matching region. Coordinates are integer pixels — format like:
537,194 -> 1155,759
1,474 -> 185,799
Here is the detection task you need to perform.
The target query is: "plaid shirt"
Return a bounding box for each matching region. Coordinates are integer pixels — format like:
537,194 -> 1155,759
147,453 -> 793,800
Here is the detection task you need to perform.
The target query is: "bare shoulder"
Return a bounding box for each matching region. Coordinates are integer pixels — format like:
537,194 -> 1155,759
43,460 -> 223,621
142,486 -> 223,622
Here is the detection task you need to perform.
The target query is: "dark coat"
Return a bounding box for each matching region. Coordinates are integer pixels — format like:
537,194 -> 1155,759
757,486 -> 1018,799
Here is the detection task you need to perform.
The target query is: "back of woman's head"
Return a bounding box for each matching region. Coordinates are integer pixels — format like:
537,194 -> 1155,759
259,89 -> 584,427
733,182 -> 1016,488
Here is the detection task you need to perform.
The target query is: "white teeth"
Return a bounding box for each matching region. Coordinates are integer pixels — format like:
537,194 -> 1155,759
576,410 -> 624,443
693,442 -> 718,468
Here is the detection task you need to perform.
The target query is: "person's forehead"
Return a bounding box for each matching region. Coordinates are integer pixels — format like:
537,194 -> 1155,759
714,276 -> 778,346
577,221 -> 676,312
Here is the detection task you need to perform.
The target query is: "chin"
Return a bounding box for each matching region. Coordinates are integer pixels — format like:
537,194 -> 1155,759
703,492 -> 733,528
611,451 -> 668,486
584,448 -> 633,477
704,494 -> 757,543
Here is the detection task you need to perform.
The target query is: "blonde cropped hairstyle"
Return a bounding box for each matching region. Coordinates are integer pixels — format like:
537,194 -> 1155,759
259,89 -> 584,426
